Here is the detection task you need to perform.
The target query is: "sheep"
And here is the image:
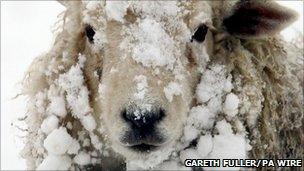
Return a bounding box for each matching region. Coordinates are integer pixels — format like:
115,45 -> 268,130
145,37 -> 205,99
20,1 -> 303,170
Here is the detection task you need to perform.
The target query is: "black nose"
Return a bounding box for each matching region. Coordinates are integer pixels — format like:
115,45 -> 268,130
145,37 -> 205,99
122,108 -> 165,128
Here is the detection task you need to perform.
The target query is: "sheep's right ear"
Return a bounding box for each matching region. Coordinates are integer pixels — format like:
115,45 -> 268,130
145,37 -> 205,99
223,0 -> 298,38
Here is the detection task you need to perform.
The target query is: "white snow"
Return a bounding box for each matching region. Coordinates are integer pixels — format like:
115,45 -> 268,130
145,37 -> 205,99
223,93 -> 240,117
46,87 -> 67,117
74,151 -> 91,165
57,55 -> 96,132
40,115 -> 59,134
196,65 -> 233,103
163,82 -> 183,102
81,115 -> 97,132
197,134 -> 213,157
105,1 -> 129,23
3,1 -> 302,170
36,155 -> 72,170
134,75 -> 148,100
187,106 -> 215,130
44,127 -> 78,155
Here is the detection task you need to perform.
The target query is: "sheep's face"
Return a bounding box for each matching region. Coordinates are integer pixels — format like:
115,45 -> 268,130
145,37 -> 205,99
80,0 -> 297,160
83,1 -> 213,159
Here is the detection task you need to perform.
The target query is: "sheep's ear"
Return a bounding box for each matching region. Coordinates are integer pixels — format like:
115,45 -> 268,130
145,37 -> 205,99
223,0 -> 298,38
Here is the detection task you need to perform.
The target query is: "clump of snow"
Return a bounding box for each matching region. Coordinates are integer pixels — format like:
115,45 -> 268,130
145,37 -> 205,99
81,115 -> 97,132
183,125 -> 199,142
197,134 -> 213,157
187,106 -> 215,130
44,127 -> 79,155
134,75 -> 148,100
122,18 -> 179,70
164,82 -> 183,102
105,1 -> 129,23
57,55 -> 96,132
36,155 -> 72,170
196,65 -> 233,103
74,151 -> 91,166
40,115 -> 59,134
223,93 -> 240,117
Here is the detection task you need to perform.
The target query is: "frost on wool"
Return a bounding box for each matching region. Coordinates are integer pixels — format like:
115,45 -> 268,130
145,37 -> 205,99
43,127 -> 79,155
57,55 -> 96,132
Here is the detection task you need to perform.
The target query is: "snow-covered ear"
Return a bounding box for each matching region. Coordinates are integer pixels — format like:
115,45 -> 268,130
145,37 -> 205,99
223,0 -> 298,38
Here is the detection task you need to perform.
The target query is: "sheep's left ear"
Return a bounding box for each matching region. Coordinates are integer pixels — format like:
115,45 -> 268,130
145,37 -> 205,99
223,0 -> 298,38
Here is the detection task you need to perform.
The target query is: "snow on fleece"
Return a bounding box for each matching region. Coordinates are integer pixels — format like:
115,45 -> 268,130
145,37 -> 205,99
34,1 -> 251,170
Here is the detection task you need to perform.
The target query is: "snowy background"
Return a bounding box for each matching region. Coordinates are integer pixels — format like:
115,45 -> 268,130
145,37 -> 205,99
1,1 -> 303,170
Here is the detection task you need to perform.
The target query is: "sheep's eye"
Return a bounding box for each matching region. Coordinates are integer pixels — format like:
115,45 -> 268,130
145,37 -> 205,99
85,25 -> 95,43
191,24 -> 208,43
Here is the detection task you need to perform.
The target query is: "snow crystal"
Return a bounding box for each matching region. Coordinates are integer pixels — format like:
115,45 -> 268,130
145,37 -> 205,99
40,115 -> 59,134
197,134 -> 213,157
74,151 -> 91,166
105,1 -> 129,23
164,82 -> 182,102
37,155 -> 72,170
44,127 -> 78,155
223,93 -> 240,117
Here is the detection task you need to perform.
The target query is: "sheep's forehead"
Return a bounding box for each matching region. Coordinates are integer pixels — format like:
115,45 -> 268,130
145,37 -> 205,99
83,1 -> 212,28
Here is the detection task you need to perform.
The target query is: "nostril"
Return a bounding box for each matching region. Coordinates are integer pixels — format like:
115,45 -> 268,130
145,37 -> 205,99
122,108 -> 165,128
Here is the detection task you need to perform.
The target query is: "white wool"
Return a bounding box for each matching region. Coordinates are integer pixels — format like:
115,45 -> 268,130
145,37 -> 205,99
81,115 -> 97,132
44,127 -> 78,155
105,1 -> 129,23
74,151 -> 91,165
35,92 -> 47,113
196,65 -> 233,103
46,96 -> 67,117
187,106 -> 215,130
197,134 -> 213,157
36,155 -> 72,170
223,93 -> 240,117
134,75 -> 148,100
40,115 -> 59,134
163,82 -> 182,102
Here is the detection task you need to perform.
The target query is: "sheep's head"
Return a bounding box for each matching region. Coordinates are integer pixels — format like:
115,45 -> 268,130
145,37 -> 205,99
59,0 -> 297,163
